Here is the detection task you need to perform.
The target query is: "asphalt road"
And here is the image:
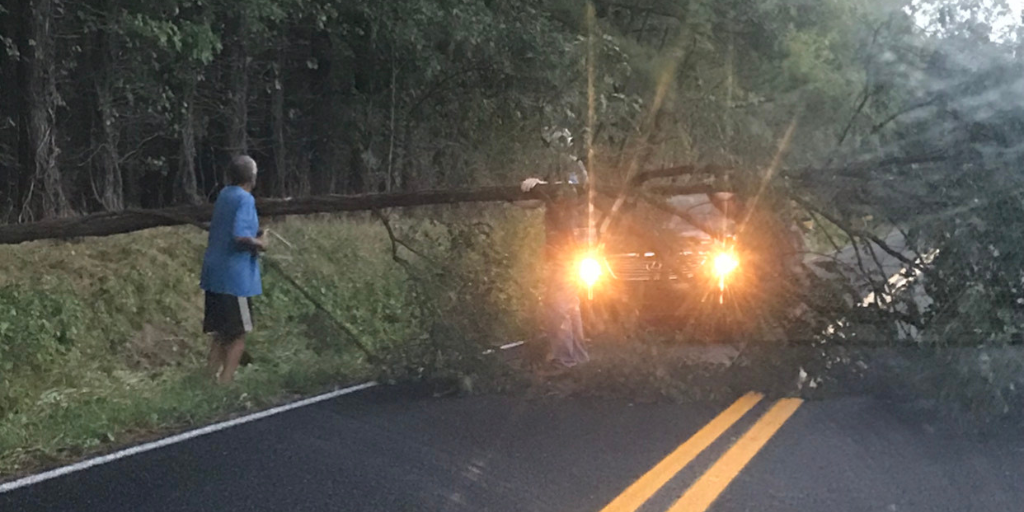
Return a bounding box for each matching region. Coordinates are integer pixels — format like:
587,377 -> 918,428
2,384 -> 1022,512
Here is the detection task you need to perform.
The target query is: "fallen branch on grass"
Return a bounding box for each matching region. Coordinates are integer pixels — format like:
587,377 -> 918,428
371,209 -> 438,266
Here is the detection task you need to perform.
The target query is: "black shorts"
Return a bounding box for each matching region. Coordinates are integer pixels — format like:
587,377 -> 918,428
203,292 -> 254,340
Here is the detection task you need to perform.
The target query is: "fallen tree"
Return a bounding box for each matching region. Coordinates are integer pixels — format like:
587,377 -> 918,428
0,186 -> 558,245
0,171 -> 723,245
0,157 -> 941,246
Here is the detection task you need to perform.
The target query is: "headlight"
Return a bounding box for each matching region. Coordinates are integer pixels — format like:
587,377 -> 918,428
579,256 -> 603,288
712,251 -> 739,279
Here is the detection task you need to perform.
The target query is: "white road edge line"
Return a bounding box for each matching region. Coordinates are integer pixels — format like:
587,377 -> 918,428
0,381 -> 379,495
2,338 -> 522,493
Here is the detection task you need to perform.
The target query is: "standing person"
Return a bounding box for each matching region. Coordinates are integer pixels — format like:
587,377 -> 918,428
200,155 -> 267,383
518,129 -> 591,372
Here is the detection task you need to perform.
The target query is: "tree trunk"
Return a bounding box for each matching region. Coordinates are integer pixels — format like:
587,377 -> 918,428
346,140 -> 366,193
271,43 -> 287,196
175,76 -> 200,204
0,185 -> 568,244
309,29 -> 335,193
399,119 -> 414,191
91,5 -> 123,211
0,181 -> 723,245
16,0 -> 69,221
0,5 -> 16,220
14,0 -> 33,217
226,10 -> 249,156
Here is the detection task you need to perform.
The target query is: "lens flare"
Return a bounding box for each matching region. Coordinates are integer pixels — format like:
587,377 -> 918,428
711,250 -> 739,305
579,256 -> 602,289
712,251 -> 739,279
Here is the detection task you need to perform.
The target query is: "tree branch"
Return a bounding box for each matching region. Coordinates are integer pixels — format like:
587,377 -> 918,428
870,96 -> 940,134
372,208 -> 437,266
791,195 -> 931,276
628,164 -> 732,187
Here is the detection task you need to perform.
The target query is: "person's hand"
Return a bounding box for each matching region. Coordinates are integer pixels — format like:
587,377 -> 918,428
521,178 -> 547,192
235,230 -> 268,255
255,230 -> 269,252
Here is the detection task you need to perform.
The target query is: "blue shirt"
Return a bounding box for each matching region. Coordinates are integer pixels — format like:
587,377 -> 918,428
200,186 -> 262,297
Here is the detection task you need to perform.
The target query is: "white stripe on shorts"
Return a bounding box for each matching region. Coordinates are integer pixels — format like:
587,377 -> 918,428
238,296 -> 253,332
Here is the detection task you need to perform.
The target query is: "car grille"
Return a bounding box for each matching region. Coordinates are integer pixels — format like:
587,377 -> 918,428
606,251 -> 705,281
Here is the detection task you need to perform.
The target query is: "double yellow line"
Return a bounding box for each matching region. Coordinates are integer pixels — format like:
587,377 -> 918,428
599,392 -> 802,512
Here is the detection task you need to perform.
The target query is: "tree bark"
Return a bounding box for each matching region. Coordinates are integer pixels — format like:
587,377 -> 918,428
0,182 -> 722,245
0,4 -> 16,220
91,4 -> 123,211
175,76 -> 201,204
309,29 -> 335,193
16,0 -> 69,221
270,43 -> 287,196
225,10 -> 249,156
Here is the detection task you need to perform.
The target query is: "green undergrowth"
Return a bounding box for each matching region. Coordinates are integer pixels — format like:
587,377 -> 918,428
0,206 -> 544,476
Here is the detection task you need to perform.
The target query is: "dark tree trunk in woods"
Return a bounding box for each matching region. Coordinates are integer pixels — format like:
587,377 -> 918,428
16,0 -> 69,221
0,6 -> 16,220
90,5 -> 123,211
309,30 -> 335,193
271,43 -> 287,196
226,11 -> 249,156
346,142 -> 366,193
399,121 -> 414,191
14,0 -> 32,215
176,77 -> 201,204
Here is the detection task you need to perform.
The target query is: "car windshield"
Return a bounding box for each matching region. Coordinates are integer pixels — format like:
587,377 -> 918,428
663,194 -> 734,237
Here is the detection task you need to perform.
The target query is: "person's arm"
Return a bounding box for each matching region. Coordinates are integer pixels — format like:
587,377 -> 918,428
235,231 -> 267,253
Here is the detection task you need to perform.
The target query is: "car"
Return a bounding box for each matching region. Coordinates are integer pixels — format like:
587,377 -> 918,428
572,190 -> 743,337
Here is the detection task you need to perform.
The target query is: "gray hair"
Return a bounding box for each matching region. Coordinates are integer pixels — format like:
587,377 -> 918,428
227,155 -> 258,186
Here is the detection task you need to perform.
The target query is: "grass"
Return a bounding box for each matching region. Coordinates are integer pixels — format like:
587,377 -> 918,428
0,209 -> 544,477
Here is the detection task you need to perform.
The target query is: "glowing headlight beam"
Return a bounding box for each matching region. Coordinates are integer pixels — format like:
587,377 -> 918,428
579,256 -> 603,290
711,251 -> 739,304
712,252 -> 739,279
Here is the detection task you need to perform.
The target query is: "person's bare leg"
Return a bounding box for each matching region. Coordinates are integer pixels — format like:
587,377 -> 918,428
219,335 -> 246,383
207,337 -> 226,380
